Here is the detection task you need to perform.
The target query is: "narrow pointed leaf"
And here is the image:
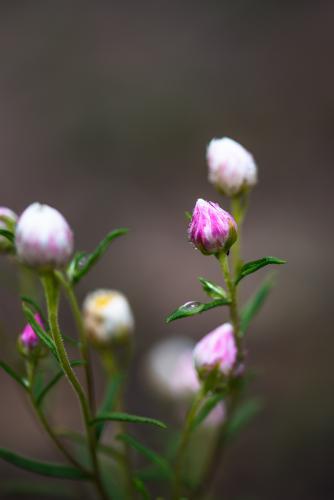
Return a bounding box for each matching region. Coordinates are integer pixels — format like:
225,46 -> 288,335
226,399 -> 263,441
36,360 -> 85,407
0,228 -> 14,243
240,275 -> 275,335
91,412 -> 167,429
166,298 -> 230,324
0,448 -> 90,479
58,430 -> 124,461
21,295 -> 48,326
198,277 -> 228,300
191,392 -> 226,431
133,477 -> 151,499
0,360 -> 28,390
117,433 -> 172,478
235,257 -> 286,285
95,373 -> 124,441
68,228 -> 128,284
22,305 -> 58,360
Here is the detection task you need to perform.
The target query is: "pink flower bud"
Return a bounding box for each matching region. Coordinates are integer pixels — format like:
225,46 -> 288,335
16,203 -> 74,269
207,137 -> 257,196
188,199 -> 237,255
193,323 -> 237,378
0,207 -> 17,251
20,313 -> 43,350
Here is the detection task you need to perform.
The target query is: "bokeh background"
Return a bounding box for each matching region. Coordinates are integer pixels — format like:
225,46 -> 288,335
0,1 -> 333,499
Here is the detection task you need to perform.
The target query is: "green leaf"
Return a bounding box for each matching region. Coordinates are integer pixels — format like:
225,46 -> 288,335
166,298 -> 230,324
117,433 -> 172,479
0,228 -> 14,243
58,430 -> 124,462
35,360 -> 85,407
235,256 -> 286,285
198,277 -> 228,300
21,295 -> 48,326
90,412 -> 167,430
67,228 -> 128,284
22,305 -> 58,360
95,374 -> 123,441
0,448 -> 90,480
185,211 -> 192,221
0,360 -> 28,390
226,399 -> 263,441
191,392 -> 226,431
240,275 -> 275,335
133,477 -> 151,500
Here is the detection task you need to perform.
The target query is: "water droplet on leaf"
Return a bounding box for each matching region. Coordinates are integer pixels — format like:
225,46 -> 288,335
180,301 -> 201,311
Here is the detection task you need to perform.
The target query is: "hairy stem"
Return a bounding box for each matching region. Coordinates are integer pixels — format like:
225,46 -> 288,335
41,273 -> 108,500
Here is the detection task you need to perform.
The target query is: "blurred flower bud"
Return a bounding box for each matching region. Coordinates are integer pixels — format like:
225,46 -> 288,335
16,203 -> 73,269
193,323 -> 237,379
146,337 -> 200,400
19,313 -> 42,351
0,207 -> 17,252
188,199 -> 237,255
207,137 -> 257,196
83,289 -> 134,345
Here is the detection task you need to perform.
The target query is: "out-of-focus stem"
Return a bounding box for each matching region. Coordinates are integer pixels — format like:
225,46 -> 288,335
230,192 -> 248,274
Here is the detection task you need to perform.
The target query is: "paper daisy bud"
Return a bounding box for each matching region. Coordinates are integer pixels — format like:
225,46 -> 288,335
20,313 -> 42,351
193,323 -> 237,379
83,289 -> 134,345
146,337 -> 200,400
15,203 -> 74,269
188,198 -> 237,255
0,207 -> 17,251
207,137 -> 257,196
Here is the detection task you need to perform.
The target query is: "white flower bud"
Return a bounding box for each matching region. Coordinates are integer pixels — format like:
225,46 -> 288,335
16,203 -> 73,269
83,289 -> 134,345
207,137 -> 257,196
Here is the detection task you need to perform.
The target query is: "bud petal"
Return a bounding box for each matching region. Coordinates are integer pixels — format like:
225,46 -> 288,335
207,137 -> 257,196
0,207 -> 17,252
16,203 -> 74,269
83,289 -> 134,345
193,322 -> 237,379
20,313 -> 42,351
188,199 -> 237,255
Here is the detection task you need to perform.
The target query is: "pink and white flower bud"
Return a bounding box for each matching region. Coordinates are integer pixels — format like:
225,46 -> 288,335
193,323 -> 237,378
207,137 -> 257,196
20,313 -> 43,351
15,203 -> 74,269
83,289 -> 134,345
0,207 -> 17,251
188,199 -> 237,255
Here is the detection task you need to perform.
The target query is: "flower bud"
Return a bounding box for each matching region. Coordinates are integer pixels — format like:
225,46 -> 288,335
193,323 -> 237,379
0,207 -> 17,252
188,199 -> 237,255
207,137 -> 257,196
16,203 -> 73,269
83,289 -> 134,345
146,337 -> 200,400
19,313 -> 43,351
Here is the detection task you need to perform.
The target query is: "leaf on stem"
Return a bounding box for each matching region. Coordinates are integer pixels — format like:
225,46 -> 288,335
198,277 -> 228,300
166,298 -> 230,324
117,433 -> 172,479
0,228 -> 14,243
191,392 -> 226,431
35,360 -> 86,407
133,477 -> 151,500
226,399 -> 263,442
95,373 -> 124,441
235,257 -> 286,285
22,305 -> 58,360
67,228 -> 129,284
240,274 -> 275,335
90,412 -> 167,429
21,295 -> 48,326
0,448 -> 90,479
0,360 -> 28,390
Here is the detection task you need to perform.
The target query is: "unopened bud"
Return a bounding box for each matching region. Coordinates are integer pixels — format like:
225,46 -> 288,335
83,289 -> 134,345
193,323 -> 237,380
19,313 -> 42,351
207,137 -> 257,196
188,199 -> 237,255
16,203 -> 73,269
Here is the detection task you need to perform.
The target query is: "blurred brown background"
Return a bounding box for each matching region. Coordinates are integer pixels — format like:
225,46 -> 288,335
0,1 -> 333,499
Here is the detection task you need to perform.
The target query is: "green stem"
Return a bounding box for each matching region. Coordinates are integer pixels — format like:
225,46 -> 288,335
230,192 -> 248,274
219,252 -> 240,341
173,387 -> 206,499
55,271 -> 95,414
41,273 -> 108,500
